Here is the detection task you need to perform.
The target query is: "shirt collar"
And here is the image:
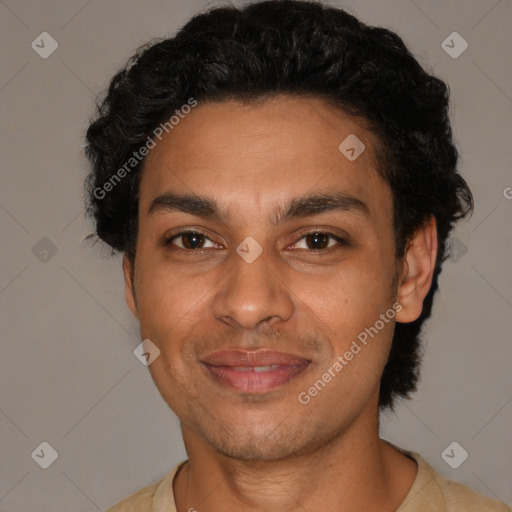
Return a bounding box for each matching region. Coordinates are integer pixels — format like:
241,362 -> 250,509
152,445 -> 446,512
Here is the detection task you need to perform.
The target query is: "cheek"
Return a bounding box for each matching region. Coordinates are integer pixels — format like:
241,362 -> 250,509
134,260 -> 195,339
134,257 -> 223,357
306,253 -> 394,325
300,255 -> 396,381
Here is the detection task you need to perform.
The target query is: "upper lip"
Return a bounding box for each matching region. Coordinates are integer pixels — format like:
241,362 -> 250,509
201,349 -> 310,367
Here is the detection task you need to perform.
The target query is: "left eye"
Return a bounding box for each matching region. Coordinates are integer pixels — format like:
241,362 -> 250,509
293,232 -> 347,251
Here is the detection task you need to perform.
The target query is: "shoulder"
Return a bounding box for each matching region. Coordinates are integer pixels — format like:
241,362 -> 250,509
397,446 -> 511,512
104,462 -> 186,512
432,469 -> 512,511
104,481 -> 157,511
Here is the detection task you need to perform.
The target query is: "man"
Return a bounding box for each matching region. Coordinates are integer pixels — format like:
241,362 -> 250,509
84,1 -> 511,510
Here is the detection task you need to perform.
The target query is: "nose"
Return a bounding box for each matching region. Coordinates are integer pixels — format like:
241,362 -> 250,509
212,246 -> 294,330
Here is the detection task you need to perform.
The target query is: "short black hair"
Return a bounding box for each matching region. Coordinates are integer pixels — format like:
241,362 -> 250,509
84,0 -> 473,410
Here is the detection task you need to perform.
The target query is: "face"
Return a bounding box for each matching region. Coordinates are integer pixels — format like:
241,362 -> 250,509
124,96 -> 423,462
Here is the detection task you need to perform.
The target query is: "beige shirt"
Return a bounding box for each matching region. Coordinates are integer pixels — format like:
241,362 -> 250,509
105,449 -> 511,511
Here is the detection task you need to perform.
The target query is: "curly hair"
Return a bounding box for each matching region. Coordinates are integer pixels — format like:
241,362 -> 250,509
84,0 -> 473,410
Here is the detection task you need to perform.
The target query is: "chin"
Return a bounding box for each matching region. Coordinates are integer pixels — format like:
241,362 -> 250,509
214,435 -> 306,462
194,414 -> 337,463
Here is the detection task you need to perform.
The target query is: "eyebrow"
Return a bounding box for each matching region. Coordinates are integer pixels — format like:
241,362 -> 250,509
148,191 -> 369,225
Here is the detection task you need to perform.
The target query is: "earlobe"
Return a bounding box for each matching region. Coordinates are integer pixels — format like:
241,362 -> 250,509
122,254 -> 139,319
395,216 -> 438,323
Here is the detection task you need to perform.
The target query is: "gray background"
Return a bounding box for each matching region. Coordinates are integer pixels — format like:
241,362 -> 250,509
1,0 -> 511,510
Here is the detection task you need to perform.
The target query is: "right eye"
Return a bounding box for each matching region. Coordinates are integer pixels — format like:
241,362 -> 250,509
163,230 -> 221,251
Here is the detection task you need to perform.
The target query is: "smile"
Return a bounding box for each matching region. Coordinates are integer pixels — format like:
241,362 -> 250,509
201,350 -> 311,393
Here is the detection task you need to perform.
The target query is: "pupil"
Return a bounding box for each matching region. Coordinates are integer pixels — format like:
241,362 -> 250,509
307,232 -> 328,250
183,232 -> 203,249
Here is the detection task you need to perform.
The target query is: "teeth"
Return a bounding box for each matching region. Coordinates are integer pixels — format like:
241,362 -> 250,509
254,365 -> 278,372
232,365 -> 280,372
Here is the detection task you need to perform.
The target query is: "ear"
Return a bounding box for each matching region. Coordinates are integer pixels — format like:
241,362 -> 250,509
123,254 -> 139,319
395,216 -> 437,323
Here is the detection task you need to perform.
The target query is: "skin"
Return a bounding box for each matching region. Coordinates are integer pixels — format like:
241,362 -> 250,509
123,95 -> 437,511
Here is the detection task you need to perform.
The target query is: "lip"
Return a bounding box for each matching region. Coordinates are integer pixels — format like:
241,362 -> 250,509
201,350 -> 311,393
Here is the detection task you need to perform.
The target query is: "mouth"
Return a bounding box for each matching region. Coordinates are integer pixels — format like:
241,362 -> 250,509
201,350 -> 311,393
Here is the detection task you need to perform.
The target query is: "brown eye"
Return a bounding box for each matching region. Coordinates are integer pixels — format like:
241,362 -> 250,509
181,232 -> 205,249
294,231 -> 348,251
305,232 -> 330,250
165,231 -> 217,250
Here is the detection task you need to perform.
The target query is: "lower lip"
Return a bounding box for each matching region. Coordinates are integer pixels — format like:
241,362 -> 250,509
202,363 -> 309,393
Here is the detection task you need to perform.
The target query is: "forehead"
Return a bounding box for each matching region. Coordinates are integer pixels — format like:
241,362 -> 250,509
139,95 -> 391,220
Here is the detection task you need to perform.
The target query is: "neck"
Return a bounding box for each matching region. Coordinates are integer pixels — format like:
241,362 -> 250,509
173,397 -> 417,512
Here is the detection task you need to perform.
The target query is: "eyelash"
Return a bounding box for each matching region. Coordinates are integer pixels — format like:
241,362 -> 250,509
162,230 -> 349,253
